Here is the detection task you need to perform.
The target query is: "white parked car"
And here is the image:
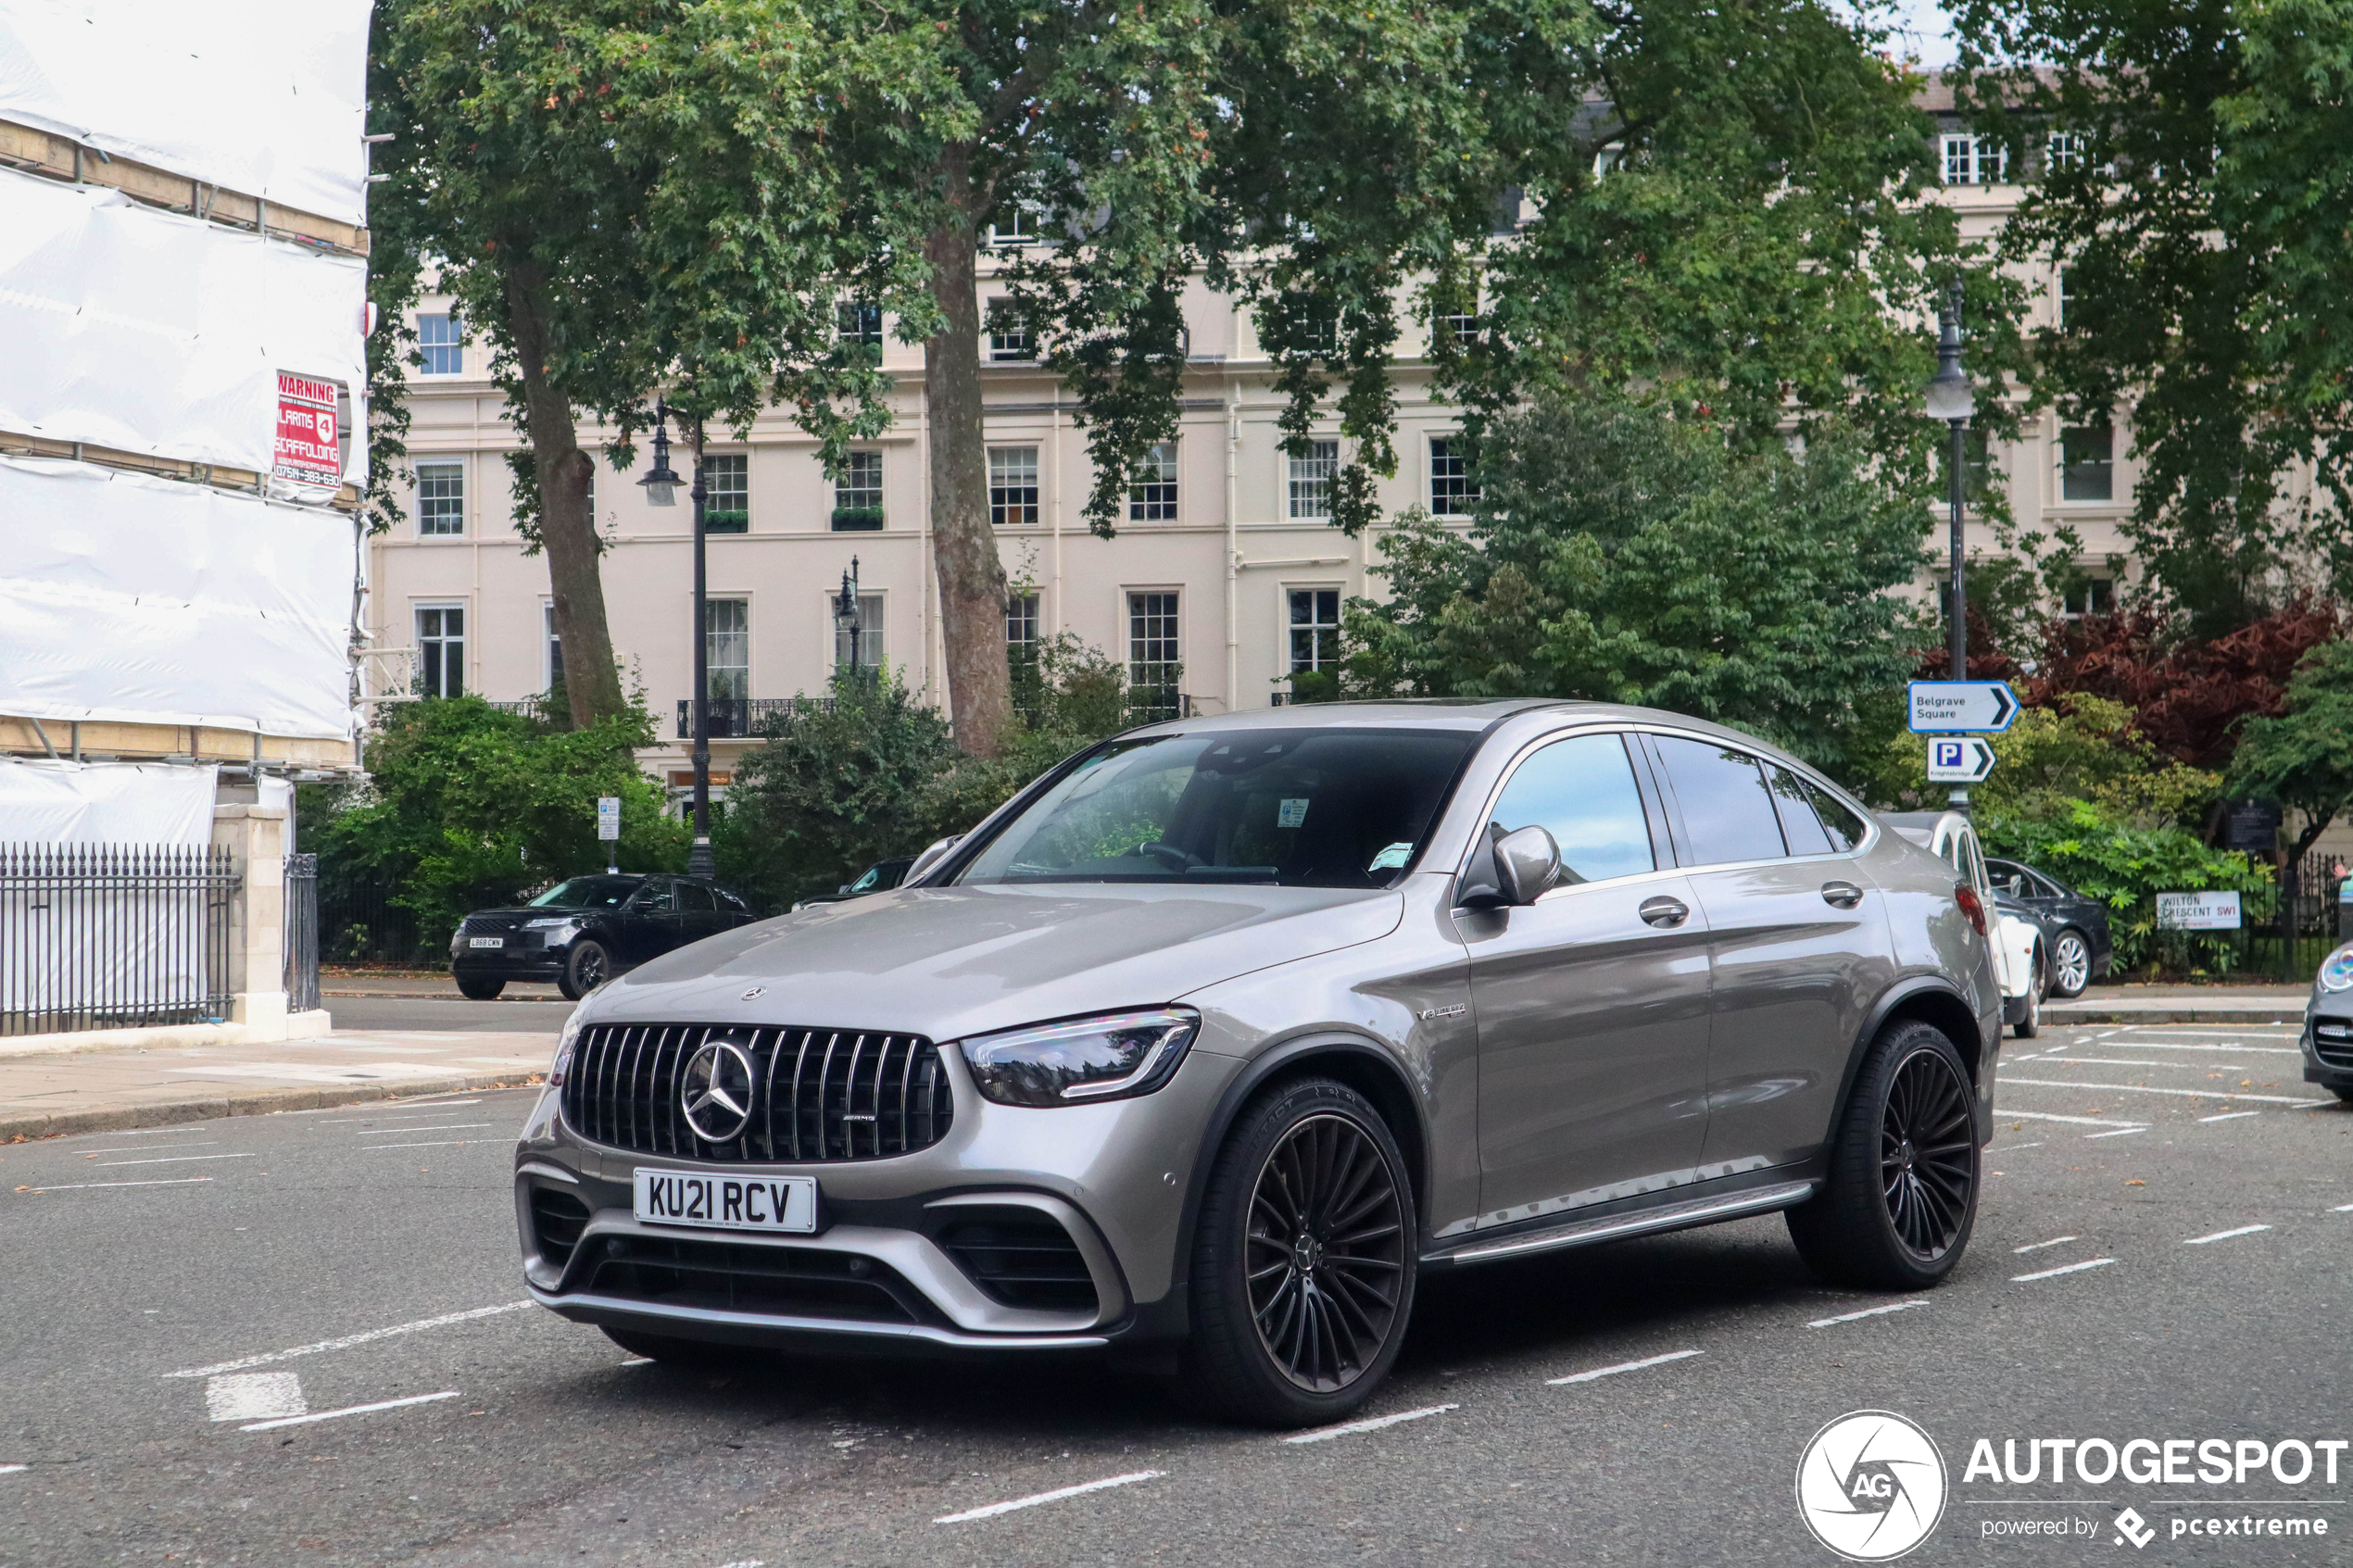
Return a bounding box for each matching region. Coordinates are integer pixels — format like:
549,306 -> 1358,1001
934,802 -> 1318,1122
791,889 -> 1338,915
1882,811 -> 2045,1038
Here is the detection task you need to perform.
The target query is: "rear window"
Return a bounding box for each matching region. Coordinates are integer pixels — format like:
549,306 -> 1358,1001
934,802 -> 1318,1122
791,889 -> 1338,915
1653,736 -> 1788,866
954,728 -> 1476,889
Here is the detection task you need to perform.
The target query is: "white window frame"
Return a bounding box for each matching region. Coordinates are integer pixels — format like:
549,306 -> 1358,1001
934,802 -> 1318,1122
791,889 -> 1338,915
1126,588 -> 1182,714
418,311 -> 463,375
1286,584 -> 1343,674
415,458 -> 465,537
1941,132 -> 2007,186
1128,442 -> 1178,522
705,596 -> 750,704
829,590 -> 886,672
1428,436 -> 1478,518
414,602 -> 467,698
1288,439 -> 1340,520
989,445 -> 1040,526
987,299 -> 1034,361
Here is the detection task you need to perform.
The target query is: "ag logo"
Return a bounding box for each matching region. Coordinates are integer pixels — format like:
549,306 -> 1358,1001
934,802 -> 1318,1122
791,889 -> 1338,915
1794,1410 -> 1947,1561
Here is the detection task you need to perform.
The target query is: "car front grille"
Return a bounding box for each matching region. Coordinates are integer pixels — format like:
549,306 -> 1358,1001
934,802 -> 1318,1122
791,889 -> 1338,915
2313,1017 -> 2353,1068
462,912 -> 531,935
578,1234 -> 937,1324
561,1023 -> 953,1162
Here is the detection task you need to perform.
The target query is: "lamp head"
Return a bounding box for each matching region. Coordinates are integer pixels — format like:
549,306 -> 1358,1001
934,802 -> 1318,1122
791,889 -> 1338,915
637,412 -> 680,507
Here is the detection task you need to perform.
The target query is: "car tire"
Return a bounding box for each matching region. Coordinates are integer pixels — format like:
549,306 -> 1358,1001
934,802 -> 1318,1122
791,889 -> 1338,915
2333,1085 -> 2353,1105
558,940 -> 610,1002
2047,929 -> 2093,999
1178,1076 -> 1417,1429
598,1325 -> 735,1368
1787,1020 -> 1980,1291
455,975 -> 505,1001
2014,958 -> 2042,1037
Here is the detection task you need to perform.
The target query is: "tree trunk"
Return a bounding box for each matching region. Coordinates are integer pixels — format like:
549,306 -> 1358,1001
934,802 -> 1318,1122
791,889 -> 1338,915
923,145 -> 1013,759
502,258 -> 628,730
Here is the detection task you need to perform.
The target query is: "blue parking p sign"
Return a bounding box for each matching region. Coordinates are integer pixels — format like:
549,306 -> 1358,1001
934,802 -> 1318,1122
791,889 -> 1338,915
1925,736 -> 1996,784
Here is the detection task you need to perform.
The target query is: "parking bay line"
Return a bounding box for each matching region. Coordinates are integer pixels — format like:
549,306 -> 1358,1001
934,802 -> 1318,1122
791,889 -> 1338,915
354,1123 -> 493,1135
81,1142 -> 220,1154
0,1464 -> 23,1476
1992,1110 -> 2147,1128
164,1300 -> 535,1378
1547,1348 -> 1703,1386
2013,1259 -> 2117,1284
1997,1077 -> 2331,1107
1807,1301 -> 1925,1329
1281,1403 -> 1457,1444
935,1470 -> 1166,1524
239,1390 -> 460,1433
2200,1110 -> 2263,1123
358,1139 -> 499,1150
2183,1224 -> 2271,1246
2083,1128 -> 2146,1139
94,1153 -> 255,1167
23,1177 -> 214,1193
2101,1040 -> 2301,1056
2013,1236 -> 2079,1254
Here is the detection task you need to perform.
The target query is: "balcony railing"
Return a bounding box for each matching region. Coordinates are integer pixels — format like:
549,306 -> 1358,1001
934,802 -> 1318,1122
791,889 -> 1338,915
675,696 -> 838,740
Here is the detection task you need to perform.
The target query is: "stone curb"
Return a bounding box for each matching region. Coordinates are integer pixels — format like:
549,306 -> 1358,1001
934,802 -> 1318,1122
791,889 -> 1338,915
0,1070 -> 545,1145
2045,1006 -> 2305,1025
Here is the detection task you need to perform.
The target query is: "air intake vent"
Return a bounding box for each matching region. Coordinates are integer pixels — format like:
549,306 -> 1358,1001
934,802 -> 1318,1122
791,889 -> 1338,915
530,1187 -> 593,1269
560,1024 -> 953,1162
941,1211 -> 1099,1313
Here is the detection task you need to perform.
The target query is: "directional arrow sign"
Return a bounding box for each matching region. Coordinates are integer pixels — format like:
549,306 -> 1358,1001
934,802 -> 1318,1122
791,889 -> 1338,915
1925,735 -> 1996,784
1907,680 -> 2020,734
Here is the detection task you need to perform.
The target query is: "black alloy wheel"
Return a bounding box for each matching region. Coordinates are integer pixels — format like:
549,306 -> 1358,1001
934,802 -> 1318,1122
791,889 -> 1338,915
1879,1045 -> 1977,1262
1180,1077 -> 1417,1426
560,939 -> 610,1001
1787,1020 -> 1980,1290
1245,1113 -> 1408,1393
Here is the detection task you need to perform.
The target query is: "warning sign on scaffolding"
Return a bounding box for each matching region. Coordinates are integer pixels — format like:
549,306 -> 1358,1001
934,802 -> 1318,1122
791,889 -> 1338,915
270,370 -> 345,503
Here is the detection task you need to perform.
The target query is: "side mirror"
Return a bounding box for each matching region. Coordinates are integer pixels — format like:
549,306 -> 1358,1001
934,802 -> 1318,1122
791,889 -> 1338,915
906,833 -> 963,884
1492,824 -> 1562,907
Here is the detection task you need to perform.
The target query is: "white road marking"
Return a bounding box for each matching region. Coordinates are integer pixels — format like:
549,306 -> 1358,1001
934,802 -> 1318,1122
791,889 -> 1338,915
1807,1301 -> 1924,1329
23,1178 -> 214,1192
358,1139 -> 497,1149
2013,1258 -> 2117,1283
2183,1224 -> 2271,1246
1547,1348 -> 1703,1386
354,1124 -> 493,1135
94,1153 -> 256,1167
935,1469 -> 1166,1524
2013,1236 -> 2079,1254
0,1464 -> 23,1475
2083,1127 -> 2146,1139
2199,1110 -> 2262,1123
2103,1040 -> 2300,1055
164,1300 -> 535,1378
2040,1057 -> 2215,1069
714,1561 -> 766,1568
1281,1403 -> 1458,1444
1983,1142 -> 2045,1151
619,1357 -> 654,1368
1998,1076 -> 2329,1106
81,1143 -> 220,1154
238,1390 -> 459,1432
1992,1110 -> 2146,1128
206,1374 -> 306,1423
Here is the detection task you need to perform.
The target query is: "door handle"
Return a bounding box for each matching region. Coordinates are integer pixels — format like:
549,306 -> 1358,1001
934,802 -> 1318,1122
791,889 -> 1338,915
1820,881 -> 1864,909
1639,896 -> 1689,928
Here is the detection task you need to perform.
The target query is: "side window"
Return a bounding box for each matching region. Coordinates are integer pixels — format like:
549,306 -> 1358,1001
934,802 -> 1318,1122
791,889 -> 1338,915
1490,733 -> 1655,884
635,880 -> 678,914
678,883 -> 716,912
1768,765 -> 1869,857
1652,736 -> 1789,867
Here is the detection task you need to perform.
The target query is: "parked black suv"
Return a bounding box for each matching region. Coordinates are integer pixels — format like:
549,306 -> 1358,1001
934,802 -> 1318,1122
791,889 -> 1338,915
1985,857 -> 2112,998
451,873 -> 754,999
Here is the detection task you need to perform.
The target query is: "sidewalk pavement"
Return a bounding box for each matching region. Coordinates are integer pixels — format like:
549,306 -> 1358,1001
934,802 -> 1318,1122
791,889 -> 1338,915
322,972 -> 564,1000
2045,985 -> 2309,1026
0,1027 -> 559,1142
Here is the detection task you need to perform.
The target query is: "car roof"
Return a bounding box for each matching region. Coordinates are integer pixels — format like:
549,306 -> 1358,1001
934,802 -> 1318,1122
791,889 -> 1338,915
1126,697 -> 1823,750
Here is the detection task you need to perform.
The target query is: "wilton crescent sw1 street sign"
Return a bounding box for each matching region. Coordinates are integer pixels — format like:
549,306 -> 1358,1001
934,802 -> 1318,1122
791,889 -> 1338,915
1925,736 -> 1997,784
1907,680 -> 2020,734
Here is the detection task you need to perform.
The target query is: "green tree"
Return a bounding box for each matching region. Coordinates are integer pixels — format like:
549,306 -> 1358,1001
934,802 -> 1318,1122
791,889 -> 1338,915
1980,799 -> 2272,973
1339,398 -> 1931,771
2230,641 -> 2353,860
306,698 -> 686,946
1950,0 -> 2353,631
369,0 -> 908,727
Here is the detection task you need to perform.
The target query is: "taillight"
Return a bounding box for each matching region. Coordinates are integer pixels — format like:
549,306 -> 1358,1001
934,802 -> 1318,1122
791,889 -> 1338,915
1955,882 -> 1988,937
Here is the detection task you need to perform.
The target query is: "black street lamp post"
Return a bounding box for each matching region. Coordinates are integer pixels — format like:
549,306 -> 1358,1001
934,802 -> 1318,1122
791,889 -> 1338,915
1924,278 -> 1977,810
833,558 -> 862,685
638,401 -> 717,880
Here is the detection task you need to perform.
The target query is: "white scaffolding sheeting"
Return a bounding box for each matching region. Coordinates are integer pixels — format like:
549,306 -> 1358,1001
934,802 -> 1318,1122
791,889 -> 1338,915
0,169 -> 366,484
0,758 -> 219,843
0,0 -> 373,227
0,457 -> 354,739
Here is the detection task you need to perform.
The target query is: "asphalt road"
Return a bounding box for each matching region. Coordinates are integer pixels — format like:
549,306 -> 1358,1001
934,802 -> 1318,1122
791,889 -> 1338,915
4,1021 -> 2348,1567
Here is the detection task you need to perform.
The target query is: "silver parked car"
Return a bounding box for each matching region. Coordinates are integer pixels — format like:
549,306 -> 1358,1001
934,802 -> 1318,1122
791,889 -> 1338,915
515,700 -> 2001,1426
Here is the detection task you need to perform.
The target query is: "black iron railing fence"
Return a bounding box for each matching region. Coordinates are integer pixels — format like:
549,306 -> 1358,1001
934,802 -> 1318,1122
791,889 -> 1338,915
0,844 -> 239,1037
283,851 -> 321,1013
2140,849 -> 2346,982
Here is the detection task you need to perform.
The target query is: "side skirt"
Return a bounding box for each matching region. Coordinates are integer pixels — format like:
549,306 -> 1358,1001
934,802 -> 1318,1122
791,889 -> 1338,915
1422,1179 -> 1818,1269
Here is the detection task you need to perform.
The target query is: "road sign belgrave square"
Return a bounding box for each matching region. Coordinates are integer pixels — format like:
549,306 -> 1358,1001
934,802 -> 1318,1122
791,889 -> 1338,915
1907,681 -> 2020,734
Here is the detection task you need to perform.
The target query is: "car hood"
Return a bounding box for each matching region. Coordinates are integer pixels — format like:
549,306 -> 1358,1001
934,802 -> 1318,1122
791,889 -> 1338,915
584,882 -> 1405,1042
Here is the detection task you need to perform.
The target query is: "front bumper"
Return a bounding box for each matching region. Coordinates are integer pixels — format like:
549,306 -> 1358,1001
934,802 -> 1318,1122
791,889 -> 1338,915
512,1038 -> 1244,1355
2303,1009 -> 2353,1088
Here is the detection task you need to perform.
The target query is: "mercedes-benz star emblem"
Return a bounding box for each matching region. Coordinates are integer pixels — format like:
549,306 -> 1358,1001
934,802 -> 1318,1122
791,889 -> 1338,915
740,986 -> 765,1001
680,1039 -> 757,1144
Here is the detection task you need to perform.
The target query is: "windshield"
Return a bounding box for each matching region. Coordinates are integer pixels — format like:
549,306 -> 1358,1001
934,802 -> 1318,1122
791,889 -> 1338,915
526,875 -> 643,910
954,729 -> 1476,888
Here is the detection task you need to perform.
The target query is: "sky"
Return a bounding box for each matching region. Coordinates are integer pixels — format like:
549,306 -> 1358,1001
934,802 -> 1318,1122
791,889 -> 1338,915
1871,0 -> 1961,67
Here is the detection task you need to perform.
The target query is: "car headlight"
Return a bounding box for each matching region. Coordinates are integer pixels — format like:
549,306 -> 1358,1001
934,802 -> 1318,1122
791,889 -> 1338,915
957,1008 -> 1201,1107
2321,947 -> 2353,993
548,1008 -> 586,1086
522,916 -> 577,935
